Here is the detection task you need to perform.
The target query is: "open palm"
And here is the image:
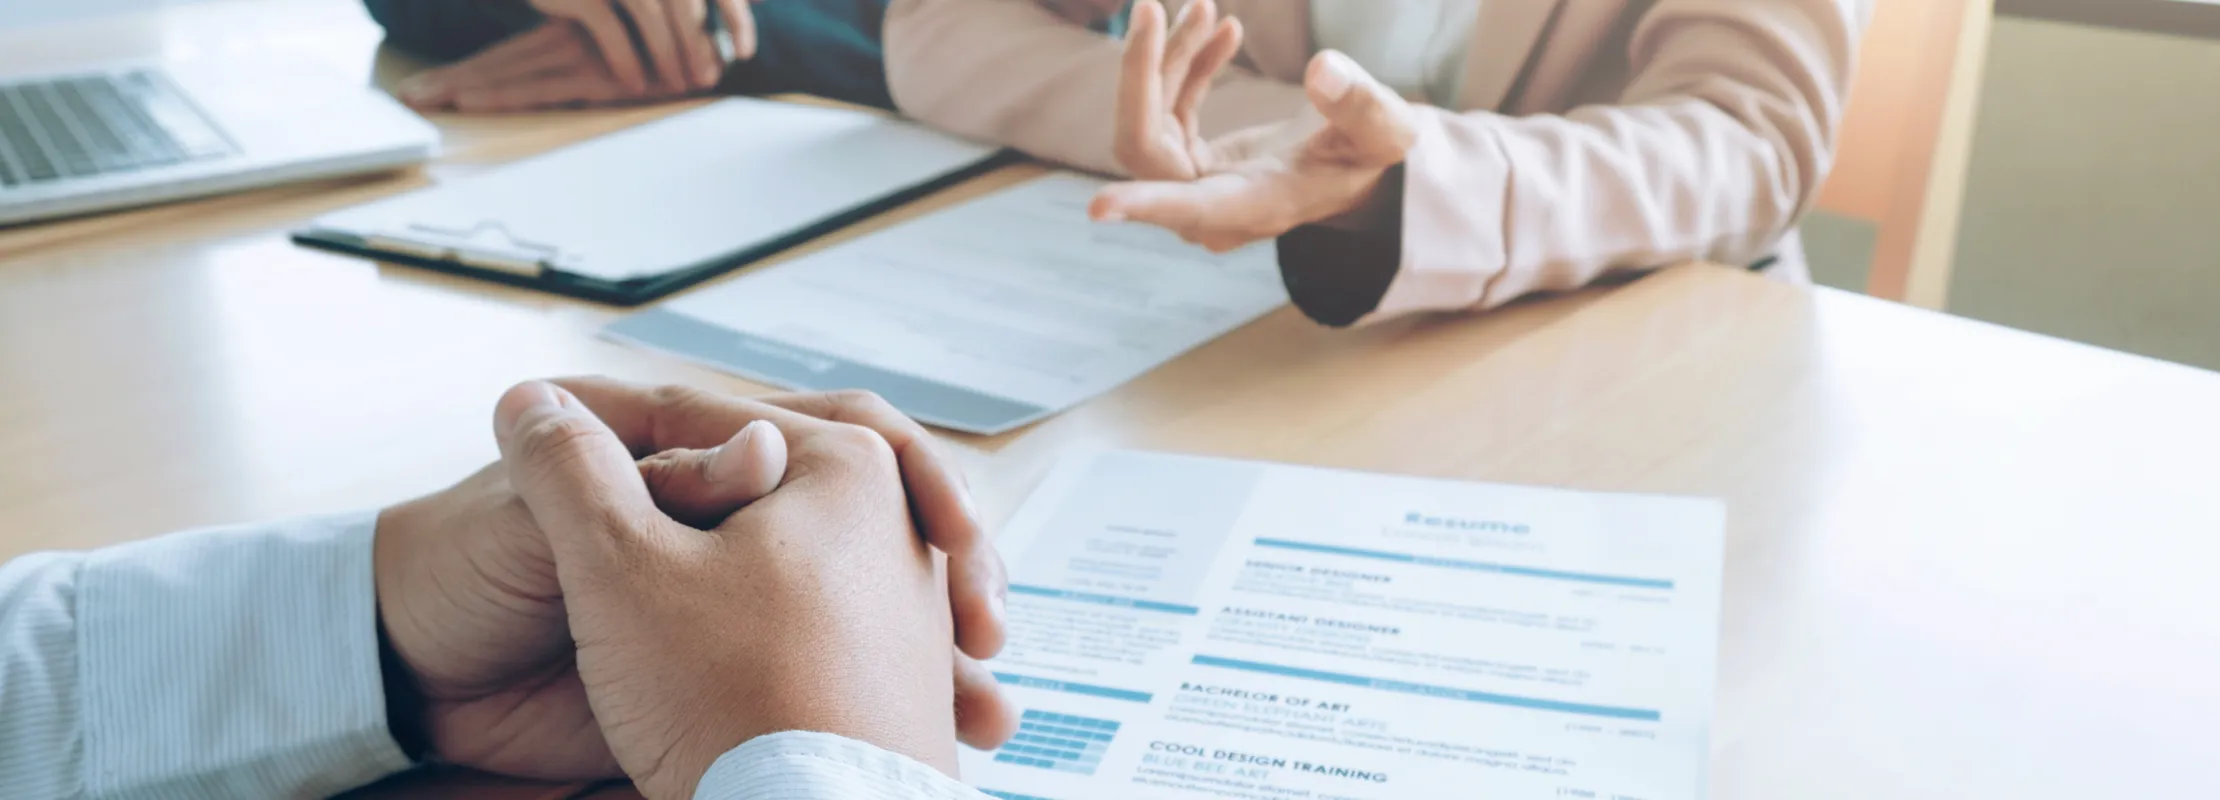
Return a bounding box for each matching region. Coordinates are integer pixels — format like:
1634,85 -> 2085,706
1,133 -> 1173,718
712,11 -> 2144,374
1089,0 -> 1419,252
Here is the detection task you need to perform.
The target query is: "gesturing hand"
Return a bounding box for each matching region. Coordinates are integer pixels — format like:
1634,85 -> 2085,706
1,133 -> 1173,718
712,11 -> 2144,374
1089,0 -> 1420,252
493,382 -> 972,799
374,380 -> 1014,782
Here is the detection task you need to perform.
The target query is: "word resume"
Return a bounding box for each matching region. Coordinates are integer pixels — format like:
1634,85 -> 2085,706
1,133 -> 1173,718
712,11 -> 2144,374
603,174 -> 1288,434
965,451 -> 1726,800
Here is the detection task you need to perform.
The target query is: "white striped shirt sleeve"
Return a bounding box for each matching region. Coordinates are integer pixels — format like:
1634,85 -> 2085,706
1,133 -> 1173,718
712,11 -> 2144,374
1,513 -> 992,800
0,513 -> 412,799
694,731 -> 990,800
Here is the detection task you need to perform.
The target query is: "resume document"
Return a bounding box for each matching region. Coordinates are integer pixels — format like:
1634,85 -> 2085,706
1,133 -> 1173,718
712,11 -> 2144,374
964,451 -> 1726,800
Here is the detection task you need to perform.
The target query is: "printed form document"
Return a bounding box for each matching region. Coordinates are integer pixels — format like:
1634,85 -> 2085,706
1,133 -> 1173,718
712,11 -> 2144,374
966,451 -> 1726,800
605,174 -> 1288,435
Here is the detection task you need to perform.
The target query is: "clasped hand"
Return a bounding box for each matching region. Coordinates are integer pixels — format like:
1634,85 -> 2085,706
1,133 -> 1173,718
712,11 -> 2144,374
399,0 -> 761,112
1090,0 -> 1421,252
375,378 -> 1014,798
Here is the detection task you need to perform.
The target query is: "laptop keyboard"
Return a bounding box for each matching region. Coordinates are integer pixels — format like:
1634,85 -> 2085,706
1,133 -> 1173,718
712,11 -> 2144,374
0,69 -> 235,188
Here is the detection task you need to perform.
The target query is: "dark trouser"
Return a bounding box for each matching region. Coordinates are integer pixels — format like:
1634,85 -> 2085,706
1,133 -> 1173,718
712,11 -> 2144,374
362,0 -> 896,109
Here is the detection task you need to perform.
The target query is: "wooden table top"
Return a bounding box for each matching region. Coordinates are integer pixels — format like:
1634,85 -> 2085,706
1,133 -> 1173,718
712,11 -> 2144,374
4,2 -> 2218,798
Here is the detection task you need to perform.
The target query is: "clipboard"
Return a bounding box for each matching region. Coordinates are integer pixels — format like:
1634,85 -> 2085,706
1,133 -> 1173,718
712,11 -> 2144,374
291,97 -> 1007,306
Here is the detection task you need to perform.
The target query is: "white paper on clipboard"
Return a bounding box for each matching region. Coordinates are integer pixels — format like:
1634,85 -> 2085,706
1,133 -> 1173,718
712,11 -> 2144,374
300,97 -> 998,281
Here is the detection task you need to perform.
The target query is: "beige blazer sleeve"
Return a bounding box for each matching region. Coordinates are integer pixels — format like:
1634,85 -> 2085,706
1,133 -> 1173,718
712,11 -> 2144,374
883,0 -> 1310,176
1359,0 -> 1866,321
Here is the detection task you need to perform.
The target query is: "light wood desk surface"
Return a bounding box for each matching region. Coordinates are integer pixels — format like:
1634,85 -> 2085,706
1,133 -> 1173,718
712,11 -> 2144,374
4,2 -> 2219,798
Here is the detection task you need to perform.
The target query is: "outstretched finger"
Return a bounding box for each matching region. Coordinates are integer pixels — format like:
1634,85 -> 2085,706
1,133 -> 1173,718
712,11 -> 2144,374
1091,172 -> 1303,251
1114,0 -> 1179,178
1092,173 -> 1257,228
1158,0 -> 1218,112
1172,16 -> 1242,142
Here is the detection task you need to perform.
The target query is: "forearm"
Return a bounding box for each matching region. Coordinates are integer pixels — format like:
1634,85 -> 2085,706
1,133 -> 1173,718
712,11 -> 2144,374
884,0 -> 1307,175
1477,0 -> 1860,291
0,515 -> 412,799
1285,0 -> 1863,323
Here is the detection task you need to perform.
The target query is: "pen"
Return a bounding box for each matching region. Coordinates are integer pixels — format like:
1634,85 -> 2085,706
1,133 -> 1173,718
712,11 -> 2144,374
704,1 -> 737,67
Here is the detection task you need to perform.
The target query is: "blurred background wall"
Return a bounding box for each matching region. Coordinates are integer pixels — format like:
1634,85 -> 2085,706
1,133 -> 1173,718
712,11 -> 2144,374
1795,0 -> 2220,371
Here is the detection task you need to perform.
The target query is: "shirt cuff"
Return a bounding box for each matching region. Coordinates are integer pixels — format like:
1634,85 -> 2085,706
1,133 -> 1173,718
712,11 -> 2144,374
1275,165 -> 1407,328
75,512 -> 413,798
693,731 -> 986,800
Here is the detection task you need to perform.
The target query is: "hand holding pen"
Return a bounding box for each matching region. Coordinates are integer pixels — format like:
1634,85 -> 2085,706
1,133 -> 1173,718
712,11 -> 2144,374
401,0 -> 754,113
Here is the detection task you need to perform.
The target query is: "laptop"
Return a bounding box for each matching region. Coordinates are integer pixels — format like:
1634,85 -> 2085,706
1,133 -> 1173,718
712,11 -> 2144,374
0,60 -> 438,227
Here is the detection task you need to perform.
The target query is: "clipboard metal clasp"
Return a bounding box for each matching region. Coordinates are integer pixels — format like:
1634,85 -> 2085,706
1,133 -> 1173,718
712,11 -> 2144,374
369,219 -> 567,278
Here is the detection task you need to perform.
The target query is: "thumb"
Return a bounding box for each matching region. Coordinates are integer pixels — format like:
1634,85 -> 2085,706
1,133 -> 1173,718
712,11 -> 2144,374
493,380 -> 673,571
1304,50 -> 1417,166
636,419 -> 789,529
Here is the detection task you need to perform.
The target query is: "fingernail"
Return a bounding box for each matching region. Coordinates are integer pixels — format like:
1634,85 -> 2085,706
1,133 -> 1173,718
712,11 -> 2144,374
495,381 -> 564,437
988,586 -> 1008,627
1314,51 -> 1357,101
1090,196 -> 1127,222
704,419 -> 770,483
521,381 -> 561,409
